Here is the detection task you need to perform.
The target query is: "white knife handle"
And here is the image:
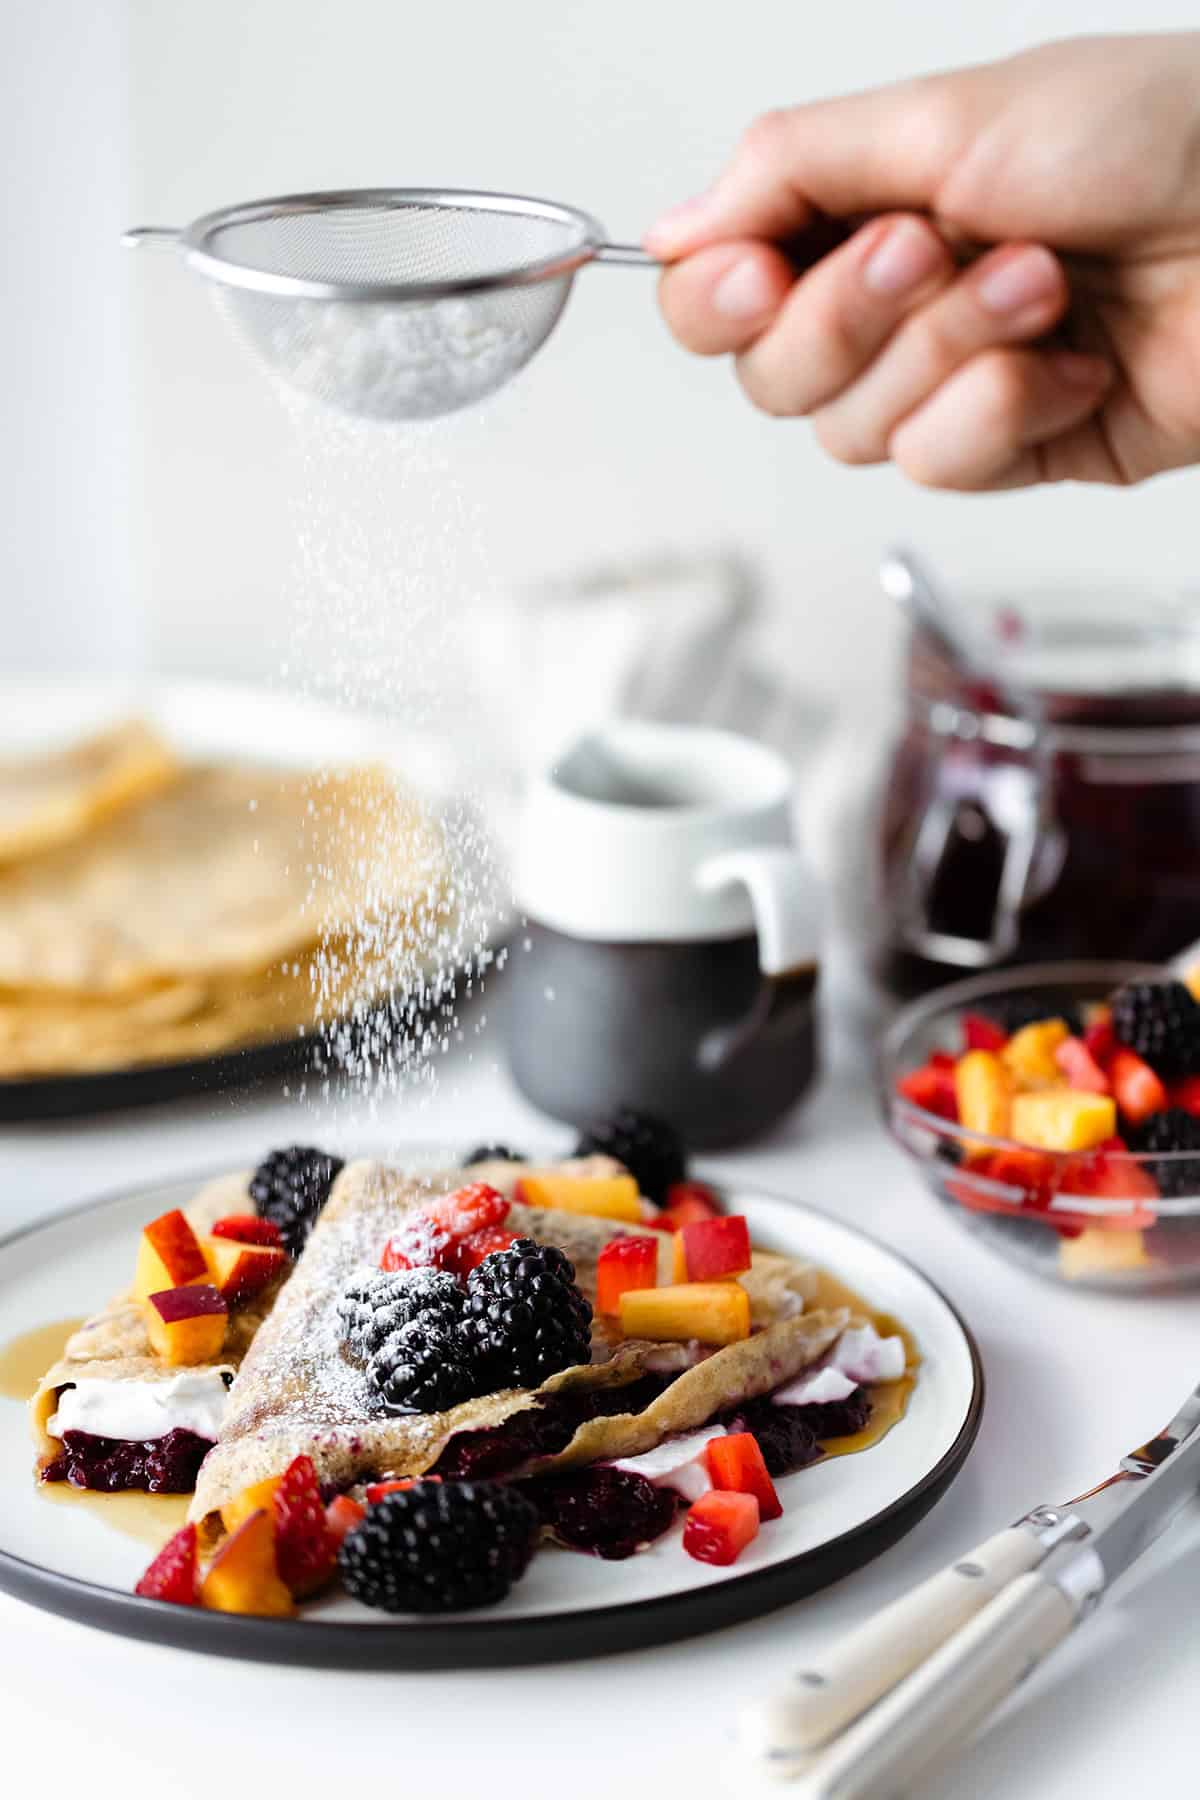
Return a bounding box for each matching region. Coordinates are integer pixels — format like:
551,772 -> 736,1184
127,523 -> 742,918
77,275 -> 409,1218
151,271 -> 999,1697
785,1571 -> 1080,1799
740,1526 -> 1041,1762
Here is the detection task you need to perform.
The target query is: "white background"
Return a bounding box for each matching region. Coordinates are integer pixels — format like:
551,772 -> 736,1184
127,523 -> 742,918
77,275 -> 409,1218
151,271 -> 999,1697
4,0 -> 1200,703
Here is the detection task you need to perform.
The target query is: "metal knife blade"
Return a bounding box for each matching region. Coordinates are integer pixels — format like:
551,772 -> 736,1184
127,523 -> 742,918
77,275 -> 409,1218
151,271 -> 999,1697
1021,1376 -> 1200,1588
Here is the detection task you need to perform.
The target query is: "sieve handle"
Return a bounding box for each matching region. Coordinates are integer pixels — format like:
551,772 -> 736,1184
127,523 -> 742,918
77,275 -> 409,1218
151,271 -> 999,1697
594,242 -> 660,267
121,226 -> 182,250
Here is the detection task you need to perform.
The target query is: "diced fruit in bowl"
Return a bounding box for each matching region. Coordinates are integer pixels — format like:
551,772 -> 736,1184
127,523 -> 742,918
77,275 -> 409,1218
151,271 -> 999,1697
143,1283 -> 228,1365
683,1489 -> 760,1566
1002,1019 -> 1070,1087
514,1172 -> 642,1222
1060,1227 -> 1150,1281
135,1524 -> 199,1605
1055,1037 -> 1110,1094
619,1281 -> 750,1346
954,1051 -> 1012,1140
203,1236 -> 288,1304
706,1432 -> 782,1522
897,1054 -> 958,1122
672,1215 -> 752,1283
596,1235 -> 659,1314
133,1209 -> 209,1302
1108,1050 -> 1167,1125
962,1012 -> 1008,1053
1010,1090 -> 1117,1153
200,1508 -> 294,1617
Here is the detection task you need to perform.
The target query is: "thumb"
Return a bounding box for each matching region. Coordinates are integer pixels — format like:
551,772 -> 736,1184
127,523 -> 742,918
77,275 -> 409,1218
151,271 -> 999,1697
645,77 -> 962,258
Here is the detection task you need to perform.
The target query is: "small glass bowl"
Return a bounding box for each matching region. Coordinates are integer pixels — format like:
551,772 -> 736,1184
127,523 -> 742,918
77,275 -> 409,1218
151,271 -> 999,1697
878,961 -> 1200,1291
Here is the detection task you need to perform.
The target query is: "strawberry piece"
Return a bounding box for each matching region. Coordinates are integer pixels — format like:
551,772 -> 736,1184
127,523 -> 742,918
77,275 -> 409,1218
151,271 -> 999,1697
683,1489 -> 760,1566
210,1214 -> 285,1249
379,1184 -> 510,1272
324,1494 -> 365,1548
272,1454 -> 337,1597
446,1222 -> 520,1276
135,1523 -> 199,1605
1109,1049 -> 1167,1126
896,1059 -> 959,1122
596,1235 -> 660,1313
1055,1037 -> 1111,1095
364,1475 -> 441,1504
1057,1136 -> 1158,1229
962,1012 -> 1008,1053
1169,1076 -> 1200,1117
706,1432 -> 782,1522
1084,1014 -> 1115,1065
659,1182 -> 721,1232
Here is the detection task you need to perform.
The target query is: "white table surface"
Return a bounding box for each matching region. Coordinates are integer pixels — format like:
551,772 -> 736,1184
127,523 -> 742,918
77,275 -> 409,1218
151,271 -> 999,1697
2,972 -> 1197,1799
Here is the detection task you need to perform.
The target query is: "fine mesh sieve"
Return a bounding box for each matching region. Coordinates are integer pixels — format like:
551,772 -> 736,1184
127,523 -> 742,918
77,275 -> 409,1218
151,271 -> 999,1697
124,188 -> 656,421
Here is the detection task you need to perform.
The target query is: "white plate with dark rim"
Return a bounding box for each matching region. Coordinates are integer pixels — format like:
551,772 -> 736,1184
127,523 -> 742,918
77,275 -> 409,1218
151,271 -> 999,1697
0,675 -> 507,1121
0,1164 -> 983,1667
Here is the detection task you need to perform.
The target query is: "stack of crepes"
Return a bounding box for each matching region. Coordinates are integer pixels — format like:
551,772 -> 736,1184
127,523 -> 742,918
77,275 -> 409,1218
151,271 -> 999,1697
190,1159 -> 850,1535
0,719 -> 452,1077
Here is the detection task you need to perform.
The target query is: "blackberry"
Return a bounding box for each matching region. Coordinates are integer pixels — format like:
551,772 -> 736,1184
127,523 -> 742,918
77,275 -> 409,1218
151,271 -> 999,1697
1131,1108 -> 1200,1198
524,1466 -> 679,1560
463,1143 -> 525,1167
367,1294 -> 481,1414
249,1145 -> 344,1257
995,995 -> 1085,1039
337,1268 -> 461,1361
1111,981 -> 1200,1078
338,1478 -> 538,1612
463,1239 -> 593,1389
572,1108 -> 686,1205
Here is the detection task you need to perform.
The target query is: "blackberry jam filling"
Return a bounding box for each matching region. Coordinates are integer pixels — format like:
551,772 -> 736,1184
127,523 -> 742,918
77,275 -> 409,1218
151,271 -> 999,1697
523,1466 -> 680,1560
41,1427 -> 215,1494
432,1373 -> 674,1481
722,1389 -> 872,1477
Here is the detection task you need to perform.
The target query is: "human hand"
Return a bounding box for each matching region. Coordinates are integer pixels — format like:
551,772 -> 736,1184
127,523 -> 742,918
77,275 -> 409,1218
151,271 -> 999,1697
646,35 -> 1200,490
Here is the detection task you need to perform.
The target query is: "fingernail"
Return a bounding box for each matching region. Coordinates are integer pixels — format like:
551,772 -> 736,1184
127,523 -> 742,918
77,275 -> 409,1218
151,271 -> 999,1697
644,191 -> 715,254
1051,349 -> 1113,388
862,219 -> 943,296
977,246 -> 1061,315
712,256 -> 776,319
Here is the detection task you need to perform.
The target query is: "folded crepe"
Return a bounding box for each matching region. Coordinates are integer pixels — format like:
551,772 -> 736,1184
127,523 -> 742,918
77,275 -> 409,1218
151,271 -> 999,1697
191,1159 -> 849,1530
30,1170 -> 282,1468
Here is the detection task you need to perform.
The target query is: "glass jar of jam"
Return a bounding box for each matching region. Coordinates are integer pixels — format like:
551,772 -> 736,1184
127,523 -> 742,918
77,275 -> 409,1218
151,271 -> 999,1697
876,586 -> 1200,996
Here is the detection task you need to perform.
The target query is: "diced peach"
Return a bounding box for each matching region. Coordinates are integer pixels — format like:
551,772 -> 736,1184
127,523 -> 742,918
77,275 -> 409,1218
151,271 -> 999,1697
514,1172 -> 642,1222
143,1283 -> 228,1366
1185,965 -> 1200,1004
954,1051 -> 1013,1140
200,1508 -> 294,1618
619,1281 -> 750,1346
1001,1019 -> 1070,1088
1011,1089 -> 1117,1153
673,1215 -> 752,1284
596,1235 -> 659,1313
133,1208 -> 209,1302
1059,1227 -> 1150,1281
221,1473 -> 283,1537
202,1236 -> 288,1305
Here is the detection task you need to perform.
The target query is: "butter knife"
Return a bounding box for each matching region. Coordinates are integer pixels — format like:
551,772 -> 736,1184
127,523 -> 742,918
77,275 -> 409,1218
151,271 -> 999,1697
741,1375 -> 1200,1792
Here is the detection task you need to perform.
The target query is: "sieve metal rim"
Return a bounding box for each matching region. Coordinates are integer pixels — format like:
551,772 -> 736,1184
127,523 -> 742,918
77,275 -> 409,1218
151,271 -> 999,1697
178,187 -> 609,304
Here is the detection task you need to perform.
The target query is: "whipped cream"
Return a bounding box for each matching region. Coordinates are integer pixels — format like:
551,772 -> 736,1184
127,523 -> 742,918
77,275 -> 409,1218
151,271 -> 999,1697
772,1322 -> 907,1407
48,1370 -> 230,1444
612,1424 -> 726,1501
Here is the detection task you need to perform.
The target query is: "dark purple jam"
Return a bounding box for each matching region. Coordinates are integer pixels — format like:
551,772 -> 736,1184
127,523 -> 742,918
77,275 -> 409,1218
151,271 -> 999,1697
722,1390 -> 872,1477
432,1374 -> 673,1481
522,1466 -> 680,1560
41,1427 -> 214,1494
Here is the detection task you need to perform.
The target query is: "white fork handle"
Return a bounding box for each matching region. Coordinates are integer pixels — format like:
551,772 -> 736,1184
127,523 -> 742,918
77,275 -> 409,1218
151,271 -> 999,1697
784,1570 -> 1080,1798
740,1526 -> 1041,1764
